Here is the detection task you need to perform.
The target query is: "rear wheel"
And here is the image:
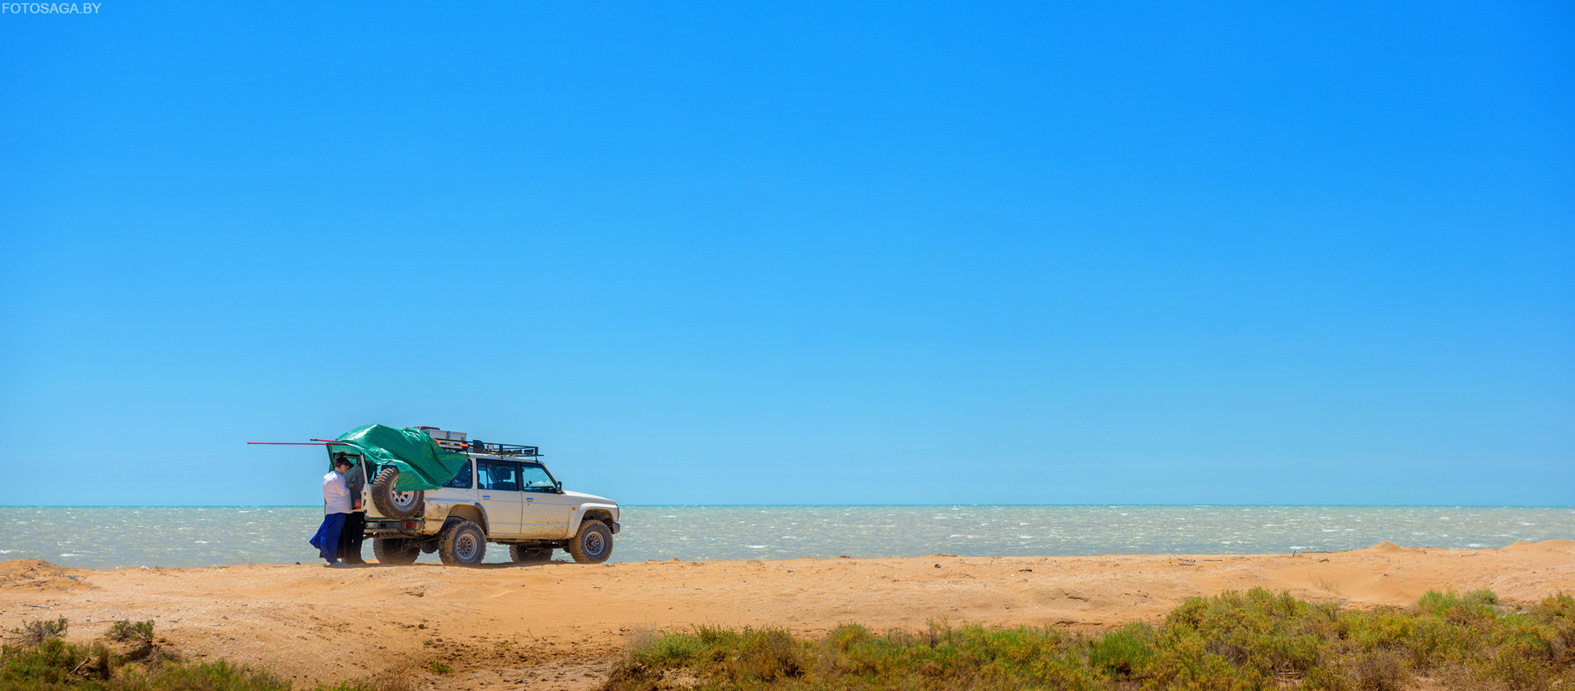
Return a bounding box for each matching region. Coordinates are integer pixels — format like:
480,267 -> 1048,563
372,537 -> 419,565
566,520 -> 612,564
370,468 -> 423,519
437,519 -> 486,566
509,545 -> 553,565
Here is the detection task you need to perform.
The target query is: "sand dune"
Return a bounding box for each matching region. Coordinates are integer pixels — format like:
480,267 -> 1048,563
1504,539 -> 1575,551
2,541 -> 1572,689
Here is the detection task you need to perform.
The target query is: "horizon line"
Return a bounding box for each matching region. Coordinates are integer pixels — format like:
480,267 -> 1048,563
3,503 -> 1572,509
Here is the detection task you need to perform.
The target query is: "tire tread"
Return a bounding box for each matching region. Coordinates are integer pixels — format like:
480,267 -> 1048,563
437,518 -> 485,566
565,520 -> 612,564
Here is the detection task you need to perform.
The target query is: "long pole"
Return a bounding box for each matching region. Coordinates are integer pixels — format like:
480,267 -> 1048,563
246,442 -> 333,445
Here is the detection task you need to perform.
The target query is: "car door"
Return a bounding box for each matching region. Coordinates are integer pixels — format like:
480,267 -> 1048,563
475,460 -> 524,536
517,462 -> 573,538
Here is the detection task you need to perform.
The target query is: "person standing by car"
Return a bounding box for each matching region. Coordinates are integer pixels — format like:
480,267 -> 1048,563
309,458 -> 353,567
337,461 -> 367,564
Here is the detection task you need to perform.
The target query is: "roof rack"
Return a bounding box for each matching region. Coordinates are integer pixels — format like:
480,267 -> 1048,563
469,440 -> 540,457
418,427 -> 541,458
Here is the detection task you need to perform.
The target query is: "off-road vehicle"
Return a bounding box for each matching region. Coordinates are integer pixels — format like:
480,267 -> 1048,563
330,428 -> 621,566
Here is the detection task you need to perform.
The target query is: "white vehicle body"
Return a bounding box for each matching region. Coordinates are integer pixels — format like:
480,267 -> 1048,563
351,450 -> 621,565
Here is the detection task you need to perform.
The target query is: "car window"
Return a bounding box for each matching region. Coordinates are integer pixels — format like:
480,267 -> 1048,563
477,460 -> 519,492
444,460 -> 474,489
520,464 -> 556,492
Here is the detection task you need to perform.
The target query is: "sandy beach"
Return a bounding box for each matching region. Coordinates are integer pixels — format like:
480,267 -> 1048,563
3,540 -> 1572,689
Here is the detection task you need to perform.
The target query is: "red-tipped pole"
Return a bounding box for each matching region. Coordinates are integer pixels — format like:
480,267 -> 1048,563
247,442 -> 334,445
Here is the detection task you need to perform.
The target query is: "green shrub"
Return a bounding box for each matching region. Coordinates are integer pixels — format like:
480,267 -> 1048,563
105,621 -> 154,646
0,635 -> 290,690
1,638 -> 87,688
1159,588 -> 1336,684
1486,646 -> 1554,691
1419,588 -> 1499,622
1532,592 -> 1575,622
1026,654 -> 1102,691
1145,626 -> 1251,690
119,658 -> 290,690
631,630 -> 705,668
1338,609 -> 1415,652
10,618 -> 68,647
1349,648 -> 1408,691
598,588 -> 1575,690
28,589 -> 1569,690
1087,623 -> 1153,678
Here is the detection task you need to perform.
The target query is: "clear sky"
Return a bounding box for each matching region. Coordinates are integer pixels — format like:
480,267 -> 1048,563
1,2 -> 1571,507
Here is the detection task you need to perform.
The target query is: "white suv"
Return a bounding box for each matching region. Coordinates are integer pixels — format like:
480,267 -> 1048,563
345,443 -> 621,566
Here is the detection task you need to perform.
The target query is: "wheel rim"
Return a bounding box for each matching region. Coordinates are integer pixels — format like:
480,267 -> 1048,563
455,532 -> 479,561
392,491 -> 417,509
584,531 -> 605,556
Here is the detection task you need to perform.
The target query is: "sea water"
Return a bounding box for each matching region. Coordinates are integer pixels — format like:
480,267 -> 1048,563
1,505 -> 1571,569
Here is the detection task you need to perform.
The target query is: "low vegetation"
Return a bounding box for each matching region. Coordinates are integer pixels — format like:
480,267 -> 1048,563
8,590 -> 1570,689
602,589 -> 1575,690
11,618 -> 68,647
0,619 -> 371,691
104,620 -> 154,646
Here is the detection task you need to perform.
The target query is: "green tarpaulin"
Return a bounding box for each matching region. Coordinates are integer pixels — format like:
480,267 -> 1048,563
327,424 -> 469,491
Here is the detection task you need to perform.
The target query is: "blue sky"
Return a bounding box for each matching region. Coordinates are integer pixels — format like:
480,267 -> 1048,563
1,1 -> 1570,507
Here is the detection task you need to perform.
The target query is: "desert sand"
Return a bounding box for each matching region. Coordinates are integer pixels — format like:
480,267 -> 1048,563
3,540 -> 1572,689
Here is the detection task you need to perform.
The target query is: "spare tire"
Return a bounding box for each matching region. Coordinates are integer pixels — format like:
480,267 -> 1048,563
370,467 -> 423,519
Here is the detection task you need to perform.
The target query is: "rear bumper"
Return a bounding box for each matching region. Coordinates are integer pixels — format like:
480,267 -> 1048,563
366,520 -> 424,534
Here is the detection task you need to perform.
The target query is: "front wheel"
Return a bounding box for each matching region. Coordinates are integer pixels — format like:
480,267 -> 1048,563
437,519 -> 486,566
372,537 -> 419,565
565,520 -> 612,564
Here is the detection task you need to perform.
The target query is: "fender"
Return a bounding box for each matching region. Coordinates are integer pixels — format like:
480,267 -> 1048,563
420,500 -> 490,536
569,501 -> 621,536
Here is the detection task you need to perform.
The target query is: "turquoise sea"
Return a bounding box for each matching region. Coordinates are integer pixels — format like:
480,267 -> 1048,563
2,505 -> 1571,569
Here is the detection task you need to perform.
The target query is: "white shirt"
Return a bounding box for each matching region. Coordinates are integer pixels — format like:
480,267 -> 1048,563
322,470 -> 351,515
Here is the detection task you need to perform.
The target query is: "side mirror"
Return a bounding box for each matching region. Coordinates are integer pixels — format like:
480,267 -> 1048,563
555,481 -> 563,494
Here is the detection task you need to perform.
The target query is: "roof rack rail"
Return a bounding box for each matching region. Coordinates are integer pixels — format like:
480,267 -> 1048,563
469,440 -> 540,457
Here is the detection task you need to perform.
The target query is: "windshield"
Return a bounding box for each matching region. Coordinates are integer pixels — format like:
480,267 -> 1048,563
520,463 -> 557,492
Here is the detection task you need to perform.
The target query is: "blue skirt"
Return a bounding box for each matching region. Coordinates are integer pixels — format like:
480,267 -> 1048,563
309,513 -> 347,562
